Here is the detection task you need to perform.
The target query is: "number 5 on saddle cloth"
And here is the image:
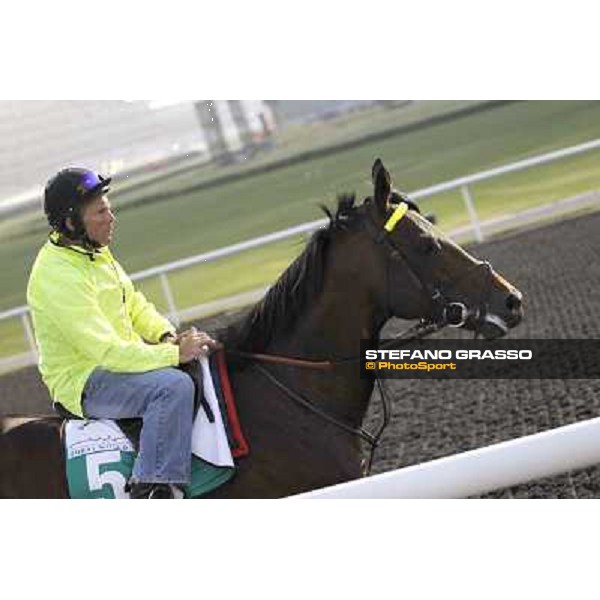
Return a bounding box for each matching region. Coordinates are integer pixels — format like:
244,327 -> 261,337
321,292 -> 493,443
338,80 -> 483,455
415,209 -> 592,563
63,351 -> 249,499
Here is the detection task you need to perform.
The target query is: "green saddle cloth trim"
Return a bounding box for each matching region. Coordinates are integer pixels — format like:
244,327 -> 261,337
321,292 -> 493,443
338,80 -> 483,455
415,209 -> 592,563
187,456 -> 235,498
66,450 -> 235,499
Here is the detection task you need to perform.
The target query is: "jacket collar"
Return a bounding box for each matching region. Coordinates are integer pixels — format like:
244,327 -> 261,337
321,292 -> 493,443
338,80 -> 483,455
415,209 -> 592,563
48,231 -> 107,261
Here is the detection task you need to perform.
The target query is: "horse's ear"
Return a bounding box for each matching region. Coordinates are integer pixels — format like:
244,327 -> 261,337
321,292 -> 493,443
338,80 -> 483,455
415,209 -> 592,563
372,158 -> 392,213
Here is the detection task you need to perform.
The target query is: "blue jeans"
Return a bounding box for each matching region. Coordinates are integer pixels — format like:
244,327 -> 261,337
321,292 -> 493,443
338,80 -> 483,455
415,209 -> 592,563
82,367 -> 195,485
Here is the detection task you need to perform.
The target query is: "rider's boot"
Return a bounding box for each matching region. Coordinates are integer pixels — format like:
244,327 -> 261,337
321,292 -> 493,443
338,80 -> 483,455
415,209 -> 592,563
125,480 -> 184,499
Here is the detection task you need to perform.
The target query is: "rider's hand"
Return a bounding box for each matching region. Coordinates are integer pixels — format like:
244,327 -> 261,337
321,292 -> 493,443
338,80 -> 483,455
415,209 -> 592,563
178,335 -> 204,364
178,330 -> 221,363
176,327 -> 198,342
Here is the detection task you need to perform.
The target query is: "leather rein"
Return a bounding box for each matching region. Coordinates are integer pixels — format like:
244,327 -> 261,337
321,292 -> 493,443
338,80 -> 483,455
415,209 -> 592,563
229,319 -> 444,475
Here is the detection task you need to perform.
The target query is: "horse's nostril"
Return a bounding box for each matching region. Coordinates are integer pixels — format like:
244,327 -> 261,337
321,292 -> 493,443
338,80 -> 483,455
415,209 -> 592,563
506,292 -> 521,311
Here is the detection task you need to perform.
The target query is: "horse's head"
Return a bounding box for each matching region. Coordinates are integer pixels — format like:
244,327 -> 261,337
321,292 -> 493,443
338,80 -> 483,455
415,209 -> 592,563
329,159 -> 523,339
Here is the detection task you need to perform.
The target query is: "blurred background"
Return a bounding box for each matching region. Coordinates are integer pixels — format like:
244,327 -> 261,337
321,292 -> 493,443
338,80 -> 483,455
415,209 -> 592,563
2,99 -> 600,370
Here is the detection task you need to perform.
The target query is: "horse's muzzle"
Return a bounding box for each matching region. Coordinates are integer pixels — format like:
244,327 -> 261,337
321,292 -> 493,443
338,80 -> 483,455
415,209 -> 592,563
477,288 -> 524,339
479,314 -> 509,339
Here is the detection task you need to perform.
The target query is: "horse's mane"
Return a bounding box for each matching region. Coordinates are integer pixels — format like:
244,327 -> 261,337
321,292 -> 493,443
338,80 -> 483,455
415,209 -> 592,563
220,194 -> 360,352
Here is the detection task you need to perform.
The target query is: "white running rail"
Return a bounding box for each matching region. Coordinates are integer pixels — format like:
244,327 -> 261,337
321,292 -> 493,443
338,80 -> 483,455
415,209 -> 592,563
3,138 -> 600,367
290,417 -> 600,498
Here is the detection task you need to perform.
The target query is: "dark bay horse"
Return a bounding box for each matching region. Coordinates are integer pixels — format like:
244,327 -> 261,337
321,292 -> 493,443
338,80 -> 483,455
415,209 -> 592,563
0,159 -> 523,498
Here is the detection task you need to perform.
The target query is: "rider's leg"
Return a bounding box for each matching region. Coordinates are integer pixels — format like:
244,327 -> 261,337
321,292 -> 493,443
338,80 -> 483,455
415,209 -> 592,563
81,367 -> 195,487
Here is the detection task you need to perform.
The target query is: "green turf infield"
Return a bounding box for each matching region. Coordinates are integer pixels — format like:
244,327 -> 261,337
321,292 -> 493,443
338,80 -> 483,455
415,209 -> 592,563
2,100 -> 600,358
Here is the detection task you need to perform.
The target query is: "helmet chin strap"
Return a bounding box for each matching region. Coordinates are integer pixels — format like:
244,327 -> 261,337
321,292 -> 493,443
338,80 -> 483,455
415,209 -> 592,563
62,212 -> 102,251
81,233 -> 102,250
59,226 -> 101,254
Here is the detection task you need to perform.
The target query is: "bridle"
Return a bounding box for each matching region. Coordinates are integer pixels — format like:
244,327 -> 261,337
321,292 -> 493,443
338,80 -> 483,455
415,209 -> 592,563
364,201 -> 499,338
230,202 -> 502,475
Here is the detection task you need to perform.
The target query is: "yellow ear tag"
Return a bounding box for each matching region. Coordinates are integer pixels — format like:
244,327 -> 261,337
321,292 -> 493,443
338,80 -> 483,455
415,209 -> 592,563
384,201 -> 409,232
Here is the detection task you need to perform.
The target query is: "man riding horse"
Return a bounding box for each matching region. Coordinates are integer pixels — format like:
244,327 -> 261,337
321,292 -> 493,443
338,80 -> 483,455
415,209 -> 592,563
27,168 -> 220,499
3,159 -> 523,499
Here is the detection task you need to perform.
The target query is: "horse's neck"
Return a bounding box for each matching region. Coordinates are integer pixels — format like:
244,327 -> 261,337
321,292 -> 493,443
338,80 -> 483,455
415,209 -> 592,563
269,286 -> 383,426
301,292 -> 380,355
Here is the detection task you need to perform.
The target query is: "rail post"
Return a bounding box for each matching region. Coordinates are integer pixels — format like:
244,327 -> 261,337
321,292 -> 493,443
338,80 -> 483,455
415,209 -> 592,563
159,273 -> 180,327
21,311 -> 37,358
460,184 -> 484,243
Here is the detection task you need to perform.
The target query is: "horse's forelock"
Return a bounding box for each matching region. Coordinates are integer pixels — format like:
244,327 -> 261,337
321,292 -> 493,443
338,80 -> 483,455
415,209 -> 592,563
320,193 -> 359,229
336,193 -> 356,218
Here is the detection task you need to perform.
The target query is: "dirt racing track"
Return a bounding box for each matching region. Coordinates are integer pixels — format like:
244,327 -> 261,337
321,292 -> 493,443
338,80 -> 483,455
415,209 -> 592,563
2,210 -> 600,498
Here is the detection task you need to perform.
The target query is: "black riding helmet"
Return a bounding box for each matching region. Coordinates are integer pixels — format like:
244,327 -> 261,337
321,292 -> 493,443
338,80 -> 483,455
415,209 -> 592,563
44,167 -> 111,242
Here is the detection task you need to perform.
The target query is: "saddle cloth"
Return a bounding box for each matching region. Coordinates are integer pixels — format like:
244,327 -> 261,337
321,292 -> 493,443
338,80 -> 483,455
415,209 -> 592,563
65,351 -> 248,499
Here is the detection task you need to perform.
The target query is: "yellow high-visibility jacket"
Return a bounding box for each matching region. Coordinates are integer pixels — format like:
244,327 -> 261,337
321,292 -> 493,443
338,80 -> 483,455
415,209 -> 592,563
27,234 -> 179,416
